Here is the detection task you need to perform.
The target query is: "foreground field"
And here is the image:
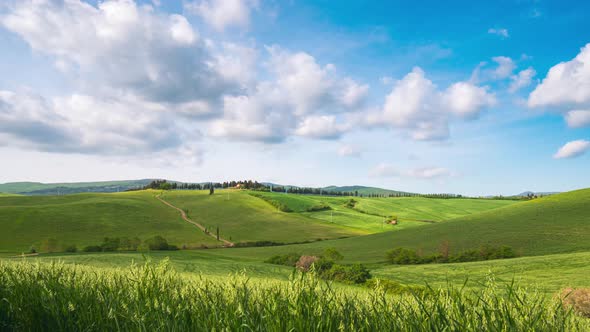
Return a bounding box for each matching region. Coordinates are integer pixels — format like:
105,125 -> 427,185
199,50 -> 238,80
1,260 -> 587,331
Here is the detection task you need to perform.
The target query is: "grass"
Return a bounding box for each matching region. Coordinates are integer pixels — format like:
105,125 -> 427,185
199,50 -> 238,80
161,190 -> 364,244
1,260 -> 587,331
248,191 -> 515,232
0,179 -> 151,194
221,188 -> 590,263
0,190 -> 219,254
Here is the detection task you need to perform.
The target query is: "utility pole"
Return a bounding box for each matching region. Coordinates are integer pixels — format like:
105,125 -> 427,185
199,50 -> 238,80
216,226 -> 219,241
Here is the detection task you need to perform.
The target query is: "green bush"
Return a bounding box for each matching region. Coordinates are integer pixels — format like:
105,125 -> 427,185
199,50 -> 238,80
319,264 -> 371,284
145,236 -> 174,250
265,253 -> 301,266
82,245 -> 102,252
387,245 -> 519,265
63,245 -> 77,253
306,204 -> 332,212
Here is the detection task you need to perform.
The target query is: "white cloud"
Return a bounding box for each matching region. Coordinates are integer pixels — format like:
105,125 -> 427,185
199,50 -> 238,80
509,67 -> 537,93
337,144 -> 362,157
1,0 -> 237,113
528,44 -> 590,109
209,47 -> 368,142
295,115 -> 350,139
380,76 -> 393,85
565,110 -> 590,128
365,67 -> 495,140
0,90 -> 189,155
488,28 -> 509,38
553,140 -> 590,159
407,167 -> 451,179
492,56 -> 516,79
184,0 -> 258,31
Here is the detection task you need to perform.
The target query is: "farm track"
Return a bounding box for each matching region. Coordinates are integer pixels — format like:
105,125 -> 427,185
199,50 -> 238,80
155,193 -> 234,247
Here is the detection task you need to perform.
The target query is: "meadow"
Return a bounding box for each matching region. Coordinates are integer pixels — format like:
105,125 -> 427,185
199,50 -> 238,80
1,187 -> 590,330
1,260 -> 588,331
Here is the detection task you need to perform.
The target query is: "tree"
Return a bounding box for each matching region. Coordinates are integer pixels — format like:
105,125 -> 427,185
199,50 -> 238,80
209,186 -> 215,195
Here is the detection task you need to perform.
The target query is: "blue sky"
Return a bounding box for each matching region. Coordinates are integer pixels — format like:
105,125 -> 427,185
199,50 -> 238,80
0,0 -> 589,196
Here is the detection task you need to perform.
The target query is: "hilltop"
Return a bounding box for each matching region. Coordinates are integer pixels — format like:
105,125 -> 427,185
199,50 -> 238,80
0,179 -> 153,195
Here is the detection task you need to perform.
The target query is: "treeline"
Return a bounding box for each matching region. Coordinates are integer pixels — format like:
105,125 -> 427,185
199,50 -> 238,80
386,244 -> 518,265
138,179 -> 522,201
31,236 -> 181,254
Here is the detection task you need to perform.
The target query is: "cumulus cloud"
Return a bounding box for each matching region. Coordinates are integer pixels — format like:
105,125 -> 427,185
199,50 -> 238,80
491,56 -> 516,79
565,110 -> 590,128
0,90 -> 188,155
1,0 -> 239,115
365,67 -> 495,140
509,67 -> 537,93
295,115 -> 350,140
184,0 -> 258,31
553,140 -> 590,159
488,28 -> 509,38
337,144 -> 362,157
528,44 -> 590,109
209,47 -> 368,142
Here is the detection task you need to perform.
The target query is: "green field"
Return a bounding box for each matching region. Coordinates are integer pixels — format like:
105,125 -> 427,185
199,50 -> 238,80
0,190 -> 220,254
161,190 -> 363,244
248,191 -> 516,232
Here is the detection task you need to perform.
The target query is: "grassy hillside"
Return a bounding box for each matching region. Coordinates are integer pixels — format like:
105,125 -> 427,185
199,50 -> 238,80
0,179 -> 152,195
161,190 -> 364,244
248,191 -> 516,232
0,191 -> 219,254
0,193 -> 21,197
216,188 -> 590,263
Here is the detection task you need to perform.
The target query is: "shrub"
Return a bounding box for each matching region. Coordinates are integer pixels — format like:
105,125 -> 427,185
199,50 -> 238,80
344,199 -> 357,208
561,288 -> 590,318
386,248 -> 422,264
82,245 -> 102,252
145,236 -> 171,250
64,245 -> 77,253
306,204 -> 331,212
323,248 -> 343,262
100,237 -> 121,252
320,264 -> 371,284
296,255 -> 318,271
41,238 -> 60,253
265,253 -> 301,266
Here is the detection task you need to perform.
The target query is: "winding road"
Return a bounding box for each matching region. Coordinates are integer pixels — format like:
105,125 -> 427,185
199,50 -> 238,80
155,193 -> 234,247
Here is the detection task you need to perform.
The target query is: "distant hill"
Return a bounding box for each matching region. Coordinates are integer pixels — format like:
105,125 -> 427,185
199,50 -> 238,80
0,180 -> 153,195
322,185 -> 413,196
515,191 -> 560,197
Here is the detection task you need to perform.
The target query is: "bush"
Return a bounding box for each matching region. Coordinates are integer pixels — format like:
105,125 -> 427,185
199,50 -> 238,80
344,199 -> 357,208
320,264 -> 371,284
265,253 -> 301,266
145,236 -> 171,250
83,245 -> 102,252
100,237 -> 121,252
306,204 -> 331,212
387,245 -> 519,265
64,245 -> 77,253
386,248 -> 422,264
323,248 -> 343,262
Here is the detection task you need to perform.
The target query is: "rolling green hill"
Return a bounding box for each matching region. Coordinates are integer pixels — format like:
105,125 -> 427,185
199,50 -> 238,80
0,179 -> 152,195
214,188 -> 590,263
0,190 -> 220,253
160,190 -> 363,244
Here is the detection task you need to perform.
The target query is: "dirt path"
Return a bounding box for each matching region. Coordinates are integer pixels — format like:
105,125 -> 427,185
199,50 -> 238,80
155,193 -> 234,247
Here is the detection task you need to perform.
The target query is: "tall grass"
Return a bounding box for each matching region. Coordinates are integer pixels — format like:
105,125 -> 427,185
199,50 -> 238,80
0,260 -> 587,331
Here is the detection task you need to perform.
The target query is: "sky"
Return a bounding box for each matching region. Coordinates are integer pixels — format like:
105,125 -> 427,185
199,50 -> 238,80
0,0 -> 589,196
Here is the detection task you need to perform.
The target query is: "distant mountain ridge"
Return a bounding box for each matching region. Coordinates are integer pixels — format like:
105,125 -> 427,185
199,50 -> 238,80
322,185 -> 414,196
0,180 -> 153,195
